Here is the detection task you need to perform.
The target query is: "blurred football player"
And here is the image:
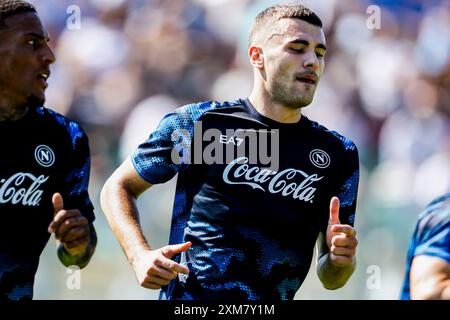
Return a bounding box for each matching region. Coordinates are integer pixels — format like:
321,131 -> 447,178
0,0 -> 97,300
401,193 -> 450,300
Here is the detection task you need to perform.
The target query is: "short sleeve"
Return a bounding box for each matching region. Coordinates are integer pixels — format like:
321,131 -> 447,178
336,142 -> 360,227
130,103 -> 209,185
61,124 -> 95,223
413,208 -> 450,263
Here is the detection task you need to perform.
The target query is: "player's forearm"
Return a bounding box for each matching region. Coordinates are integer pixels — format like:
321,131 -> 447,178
57,229 -> 97,269
317,253 -> 356,290
412,279 -> 450,300
442,282 -> 450,300
100,178 -> 151,264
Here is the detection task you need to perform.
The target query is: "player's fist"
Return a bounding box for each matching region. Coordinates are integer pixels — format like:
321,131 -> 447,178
326,197 -> 358,267
48,193 -> 90,256
131,242 -> 191,290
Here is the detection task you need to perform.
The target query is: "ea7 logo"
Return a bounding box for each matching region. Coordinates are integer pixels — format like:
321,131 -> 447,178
219,134 -> 244,146
35,145 -> 55,167
309,149 -> 330,169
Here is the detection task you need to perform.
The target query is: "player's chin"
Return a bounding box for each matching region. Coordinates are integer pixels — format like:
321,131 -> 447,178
27,92 -> 46,108
291,95 -> 314,109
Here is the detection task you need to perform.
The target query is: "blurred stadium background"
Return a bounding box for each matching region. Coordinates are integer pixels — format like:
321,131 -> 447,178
29,0 -> 450,299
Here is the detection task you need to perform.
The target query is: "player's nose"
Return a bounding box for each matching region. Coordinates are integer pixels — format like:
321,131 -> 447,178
42,43 -> 56,65
303,50 -> 319,71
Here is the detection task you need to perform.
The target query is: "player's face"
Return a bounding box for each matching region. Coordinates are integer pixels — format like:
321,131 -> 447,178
262,18 -> 326,109
0,12 -> 55,109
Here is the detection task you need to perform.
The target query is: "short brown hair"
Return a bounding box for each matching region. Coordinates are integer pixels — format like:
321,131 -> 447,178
248,4 -> 322,47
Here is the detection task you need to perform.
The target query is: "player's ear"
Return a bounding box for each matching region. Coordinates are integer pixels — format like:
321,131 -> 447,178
249,45 -> 264,69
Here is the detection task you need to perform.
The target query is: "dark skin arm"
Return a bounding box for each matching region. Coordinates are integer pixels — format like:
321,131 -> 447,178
48,193 -> 97,269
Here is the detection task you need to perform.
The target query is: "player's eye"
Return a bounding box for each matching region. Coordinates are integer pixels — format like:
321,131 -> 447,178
316,51 -> 326,58
290,47 -> 305,54
27,39 -> 42,49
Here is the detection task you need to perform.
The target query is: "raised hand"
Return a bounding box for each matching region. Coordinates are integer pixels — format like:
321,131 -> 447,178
48,192 -> 90,256
326,197 -> 358,267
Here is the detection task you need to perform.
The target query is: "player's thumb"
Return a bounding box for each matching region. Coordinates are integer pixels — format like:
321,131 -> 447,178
52,192 -> 64,214
163,242 -> 192,258
328,196 -> 340,225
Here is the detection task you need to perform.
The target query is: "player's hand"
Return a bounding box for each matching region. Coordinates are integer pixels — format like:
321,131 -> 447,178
131,242 -> 191,290
48,193 -> 90,256
326,197 -> 358,267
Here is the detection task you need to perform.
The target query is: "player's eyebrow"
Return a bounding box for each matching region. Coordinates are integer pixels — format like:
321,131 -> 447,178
25,32 -> 50,42
289,39 -> 327,51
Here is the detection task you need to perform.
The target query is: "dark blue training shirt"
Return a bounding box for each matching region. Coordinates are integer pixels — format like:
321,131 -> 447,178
0,107 -> 95,300
132,99 -> 359,300
401,194 -> 450,300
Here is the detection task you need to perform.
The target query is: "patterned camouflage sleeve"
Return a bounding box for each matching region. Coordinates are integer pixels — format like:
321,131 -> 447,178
413,197 -> 450,263
131,103 -> 205,184
336,142 -> 360,227
61,123 -> 95,223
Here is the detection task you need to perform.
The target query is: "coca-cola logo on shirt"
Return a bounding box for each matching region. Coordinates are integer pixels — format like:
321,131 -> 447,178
0,172 -> 49,206
223,157 -> 323,203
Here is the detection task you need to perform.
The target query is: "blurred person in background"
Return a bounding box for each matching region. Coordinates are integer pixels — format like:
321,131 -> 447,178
0,0 -> 97,300
401,193 -> 450,300
101,4 -> 359,300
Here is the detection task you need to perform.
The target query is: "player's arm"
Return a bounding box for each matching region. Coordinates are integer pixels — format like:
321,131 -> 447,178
316,197 -> 357,289
48,193 -> 97,269
100,157 -> 190,290
410,255 -> 450,300
46,122 -> 98,269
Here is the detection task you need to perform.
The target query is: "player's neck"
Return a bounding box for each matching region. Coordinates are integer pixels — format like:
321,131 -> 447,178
0,97 -> 29,121
248,91 -> 302,124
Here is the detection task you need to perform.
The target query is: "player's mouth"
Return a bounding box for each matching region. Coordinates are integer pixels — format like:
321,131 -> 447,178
37,71 -> 50,88
296,73 -> 318,85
